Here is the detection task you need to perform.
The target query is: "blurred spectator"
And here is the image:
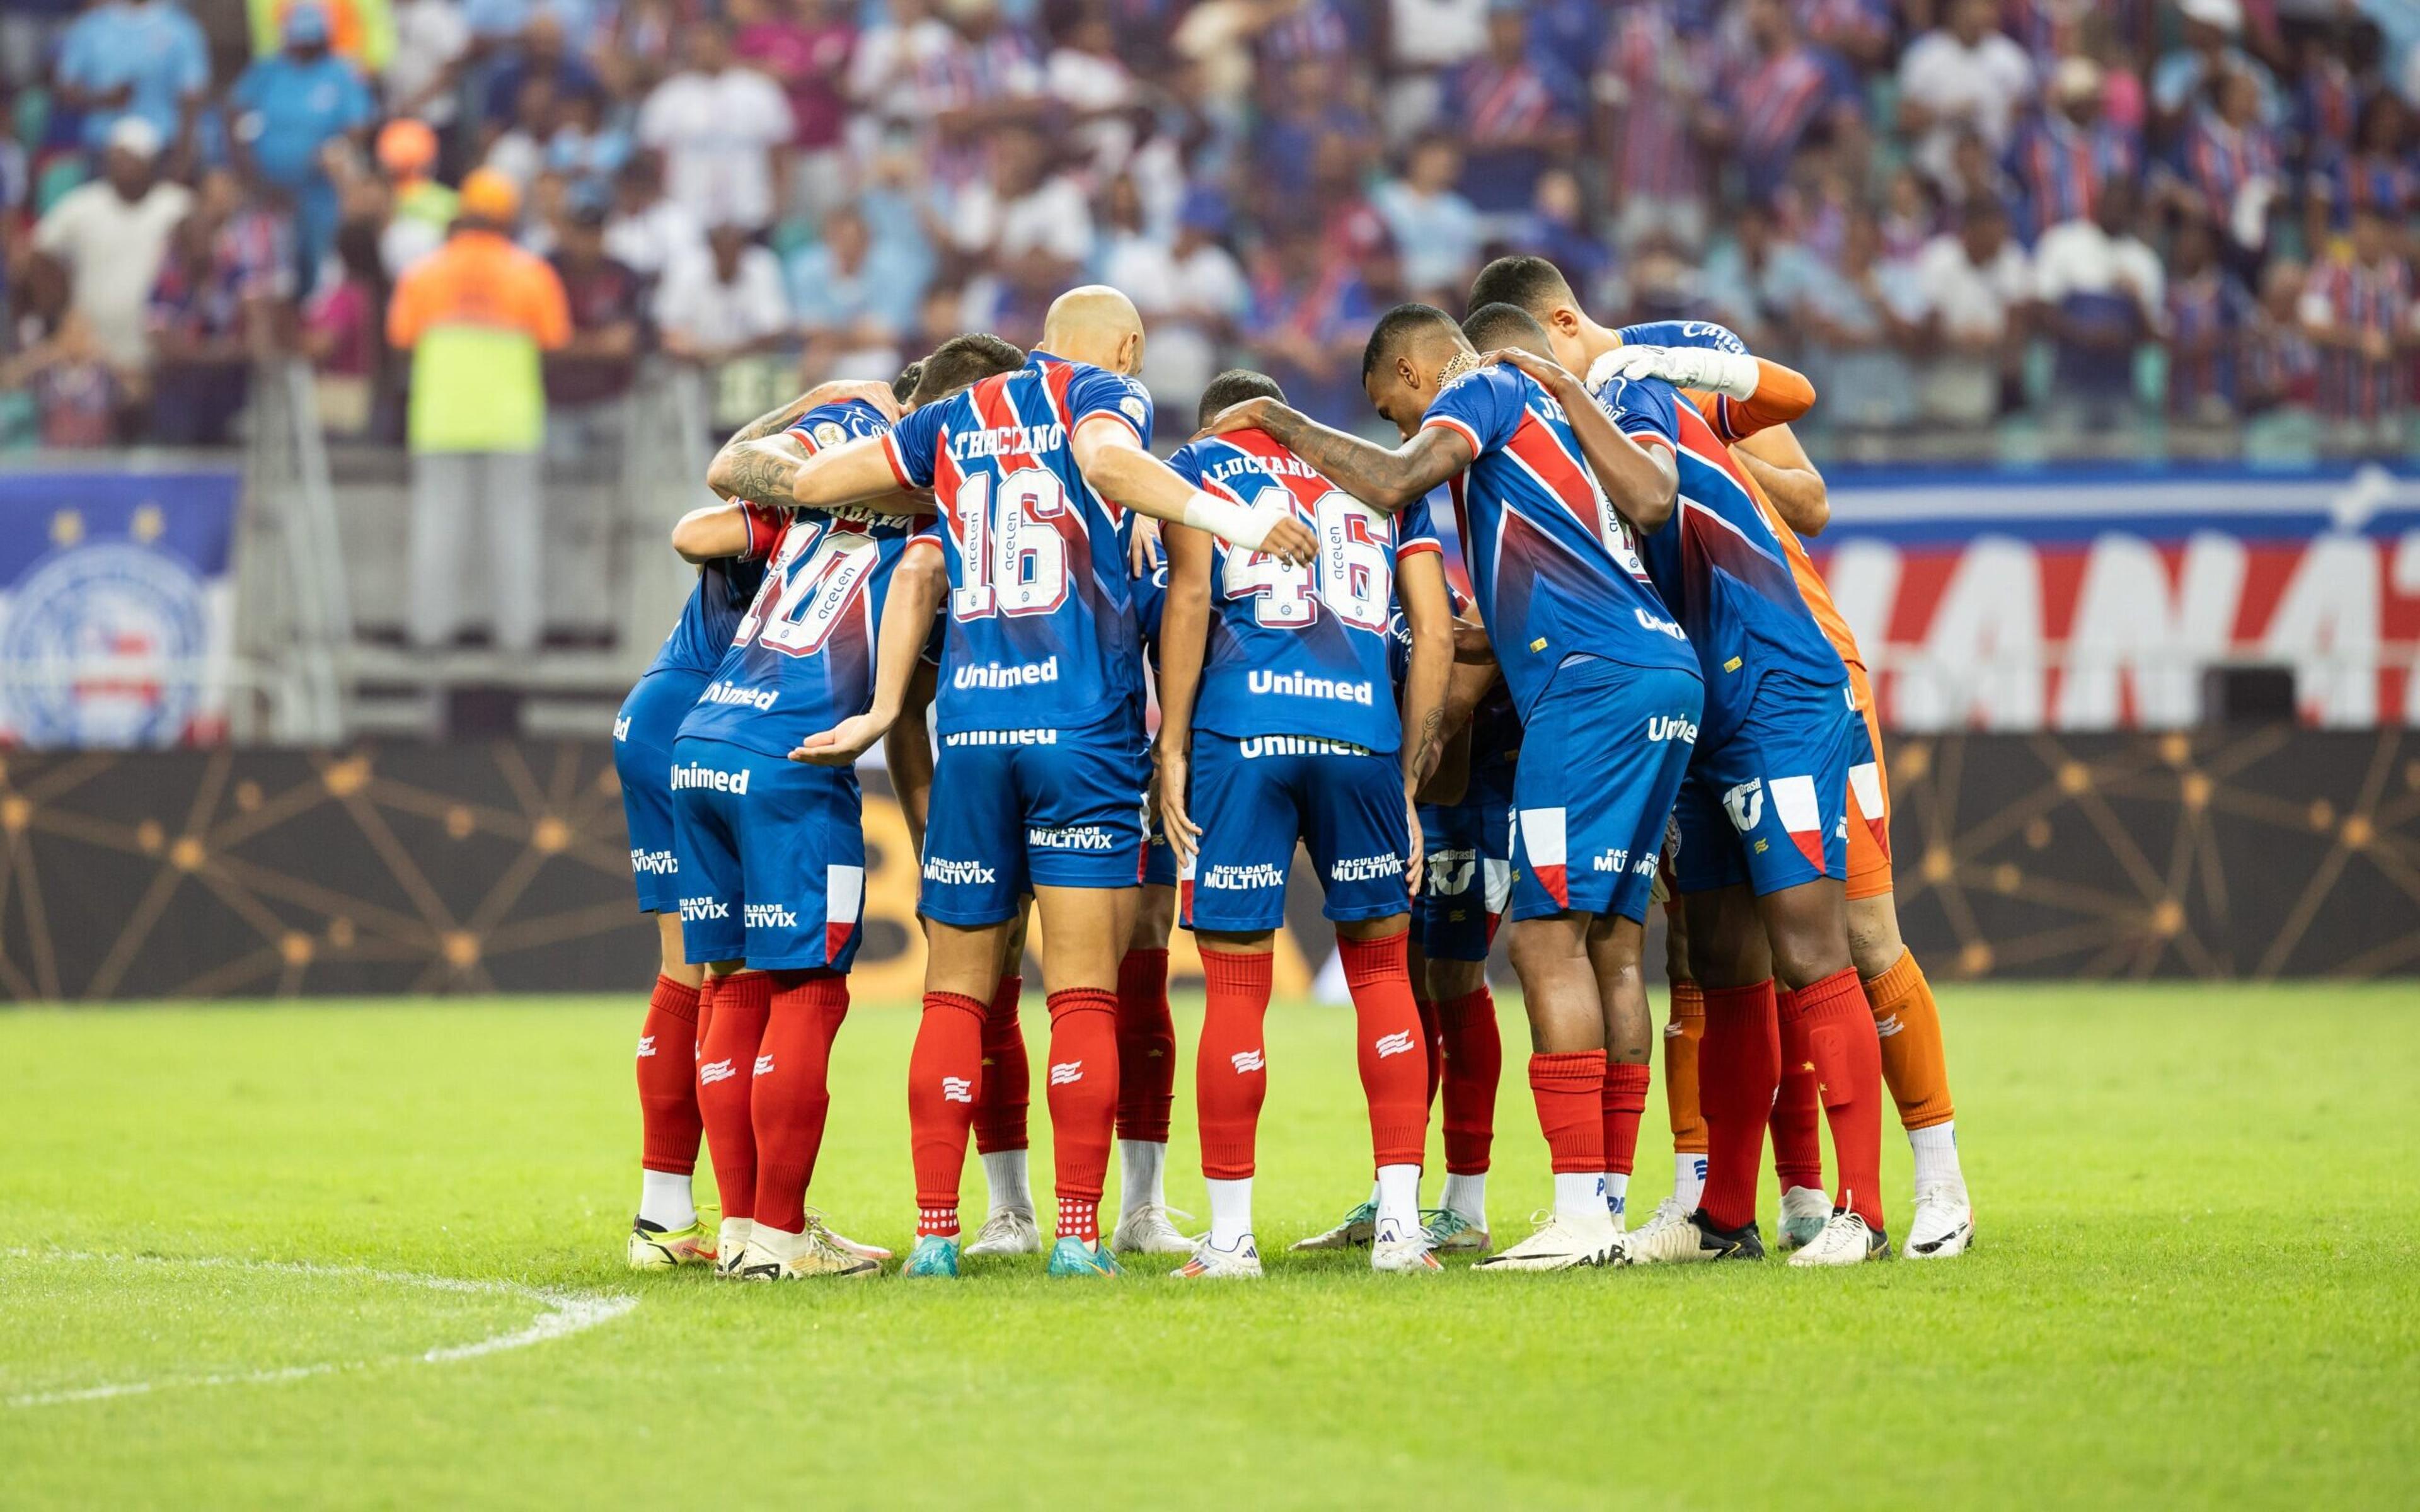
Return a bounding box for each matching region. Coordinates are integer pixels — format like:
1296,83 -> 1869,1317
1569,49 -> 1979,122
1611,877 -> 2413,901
734,0 -> 857,221
0,254 -> 121,447
1596,0 -> 1712,252
2243,254 -> 2320,413
543,88 -> 630,200
1373,133 -> 1480,304
2164,211 -> 2254,424
145,171 -> 286,444
2309,90 -> 2416,239
386,0 -> 471,130
1441,2 -> 1579,226
1700,197 -> 1823,351
2007,55 -> 2140,242
637,21 -> 793,231
302,217 -> 387,436
1911,198 -> 2031,425
1518,166 -> 1611,307
483,74 -> 559,192
1795,209 -> 1922,428
1105,183 -> 1246,423
2299,206 -> 2412,433
657,221 -> 790,371
1381,0 -> 1488,140
1898,0 -> 2036,192
386,168 -> 569,653
2153,0 -> 2279,132
602,154 -> 705,285
1045,6 -> 1141,177
1245,222 -> 1379,424
375,117 -> 458,275
951,125 -> 1092,316
30,118 -> 193,390
229,4 -> 376,293
2174,66 -> 2283,272
52,0 -> 210,160
545,196 -> 643,410
1715,0 -> 1860,206
791,204 -> 912,382
2035,180 -> 2164,429
480,12 -> 604,139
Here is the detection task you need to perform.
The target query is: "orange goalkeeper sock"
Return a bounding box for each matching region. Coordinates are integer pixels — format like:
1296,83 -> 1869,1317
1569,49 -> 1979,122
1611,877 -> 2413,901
1864,948 -> 1954,1131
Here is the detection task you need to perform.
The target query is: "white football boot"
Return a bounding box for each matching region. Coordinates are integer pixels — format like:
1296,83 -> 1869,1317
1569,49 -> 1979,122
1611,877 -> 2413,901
1474,1210 -> 1622,1272
1620,1201 -> 1765,1264
1110,1203 -> 1197,1256
714,1217 -> 754,1277
1172,1234 -> 1264,1280
963,1206 -> 1042,1257
1371,1212 -> 1443,1274
734,1218 -> 881,1280
1904,1180 -> 1974,1259
1788,1195 -> 1892,1268
1777,1185 -> 1833,1252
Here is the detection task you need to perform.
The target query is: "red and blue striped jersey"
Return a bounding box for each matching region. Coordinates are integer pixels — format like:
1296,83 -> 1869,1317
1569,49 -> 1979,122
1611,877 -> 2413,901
1168,430 -> 1441,754
679,399 -> 937,757
1420,364 -> 1697,721
883,350 -> 1155,734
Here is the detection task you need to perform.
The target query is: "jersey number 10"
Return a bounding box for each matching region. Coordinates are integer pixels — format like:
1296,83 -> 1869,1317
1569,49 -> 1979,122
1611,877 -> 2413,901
735,520 -> 878,657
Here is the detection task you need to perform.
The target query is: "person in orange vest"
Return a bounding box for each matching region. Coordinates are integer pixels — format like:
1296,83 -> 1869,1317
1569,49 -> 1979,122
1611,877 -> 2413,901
386,168 -> 570,657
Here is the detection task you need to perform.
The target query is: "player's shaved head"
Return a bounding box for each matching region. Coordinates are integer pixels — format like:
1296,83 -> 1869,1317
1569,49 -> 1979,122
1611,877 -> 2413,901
1361,302 -> 1472,437
1040,284 -> 1147,376
1197,369 -> 1285,429
908,333 -> 1025,405
1466,255 -> 1574,320
1461,302 -> 1554,358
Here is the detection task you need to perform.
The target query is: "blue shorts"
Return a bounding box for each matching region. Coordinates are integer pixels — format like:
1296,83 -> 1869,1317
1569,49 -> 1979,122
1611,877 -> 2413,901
1143,833 -> 1177,890
614,668 -> 710,914
1414,766 -> 1513,963
1672,672 -> 1868,898
1509,658 -> 1702,924
1181,732 -> 1410,933
920,706 -> 1147,926
669,736 -> 867,971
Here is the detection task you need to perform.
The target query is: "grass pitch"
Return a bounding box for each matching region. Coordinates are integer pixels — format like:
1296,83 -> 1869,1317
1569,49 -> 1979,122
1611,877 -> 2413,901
2,984 -> 2414,1509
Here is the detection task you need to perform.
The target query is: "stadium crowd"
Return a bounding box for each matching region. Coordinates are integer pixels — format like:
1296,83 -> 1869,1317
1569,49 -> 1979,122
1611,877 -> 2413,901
1,0 -> 2417,455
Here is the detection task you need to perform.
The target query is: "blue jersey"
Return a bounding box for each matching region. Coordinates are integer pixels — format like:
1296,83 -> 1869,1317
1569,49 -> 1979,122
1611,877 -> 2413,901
883,350 -> 1153,735
679,401 -> 935,757
1419,364 -> 1696,720
1168,431 -> 1441,754
1586,370 -> 1845,745
1132,560 -> 1168,668
1389,572 -> 1521,780
1615,319 -> 1748,355
648,553 -> 769,680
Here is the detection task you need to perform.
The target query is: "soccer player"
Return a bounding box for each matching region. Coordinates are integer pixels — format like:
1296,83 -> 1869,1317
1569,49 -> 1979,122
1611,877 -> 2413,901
1572,323 -> 1974,1258
670,337 -> 1028,1280
1466,256 -> 1893,1267
1200,304 -> 1701,1272
711,286 -> 1316,1279
1154,368 -> 1456,1278
616,373 -> 902,1271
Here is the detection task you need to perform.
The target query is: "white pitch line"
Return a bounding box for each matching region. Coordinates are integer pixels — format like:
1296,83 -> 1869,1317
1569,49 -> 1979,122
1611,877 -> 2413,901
1,1249 -> 638,1409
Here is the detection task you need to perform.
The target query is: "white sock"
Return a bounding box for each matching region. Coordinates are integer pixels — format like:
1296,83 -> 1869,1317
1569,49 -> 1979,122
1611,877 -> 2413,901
1442,1171 -> 1487,1228
1910,1122 -> 1962,1190
1673,1152 -> 1707,1210
982,1149 -> 1031,1215
1554,1172 -> 1608,1228
1118,1138 -> 1167,1215
1206,1177 -> 1253,1247
1374,1163 -> 1421,1236
1604,1172 -> 1630,1225
638,1169 -> 696,1230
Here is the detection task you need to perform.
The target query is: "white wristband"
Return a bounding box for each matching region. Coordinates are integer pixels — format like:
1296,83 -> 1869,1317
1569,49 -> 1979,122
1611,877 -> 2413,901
1700,348 -> 1763,402
1181,489 -> 1276,549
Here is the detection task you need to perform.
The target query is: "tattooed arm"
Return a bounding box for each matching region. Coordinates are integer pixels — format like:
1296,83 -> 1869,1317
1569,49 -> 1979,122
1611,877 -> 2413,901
705,379 -> 902,497
1197,399 -> 1472,514
708,433 -> 928,517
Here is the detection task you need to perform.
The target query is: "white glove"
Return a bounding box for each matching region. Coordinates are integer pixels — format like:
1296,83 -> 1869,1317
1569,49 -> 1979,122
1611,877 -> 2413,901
1587,342 -> 1761,401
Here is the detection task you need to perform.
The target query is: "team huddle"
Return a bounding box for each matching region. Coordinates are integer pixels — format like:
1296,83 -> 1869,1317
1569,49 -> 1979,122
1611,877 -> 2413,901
608,260 -> 1976,1281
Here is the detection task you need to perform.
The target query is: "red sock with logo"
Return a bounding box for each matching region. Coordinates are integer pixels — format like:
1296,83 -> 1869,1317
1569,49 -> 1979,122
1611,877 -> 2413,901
1529,1050 -> 1607,1174
750,971 -> 848,1235
1114,948 -> 1175,1144
1045,987 -> 1121,1242
1601,1060 -> 1651,1179
972,974 -> 1027,1155
637,975 -> 703,1176
908,992 -> 987,1237
1798,966 -> 1887,1232
1438,986 -> 1502,1174
1196,949 -> 1272,1179
1339,934 -> 1430,1169
1412,985 -> 1443,1108
1697,980 -> 1780,1231
1771,987 -> 1826,1196
695,971 -> 772,1223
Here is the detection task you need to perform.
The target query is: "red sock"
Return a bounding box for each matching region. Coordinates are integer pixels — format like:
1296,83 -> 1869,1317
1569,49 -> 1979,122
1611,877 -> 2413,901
750,972 -> 848,1235
1528,1050 -> 1606,1174
1771,987 -> 1826,1196
1114,948 -> 1175,1144
637,975 -> 703,1176
695,971 -> 771,1223
1045,987 -> 1120,1241
1601,1060 -> 1650,1177
1335,934 -> 1429,1169
1438,986 -> 1501,1175
908,992 -> 986,1237
972,974 -> 1027,1155
1412,985 -> 1443,1108
1698,980 -> 1780,1230
1798,966 -> 1887,1232
1196,949 -> 1272,1179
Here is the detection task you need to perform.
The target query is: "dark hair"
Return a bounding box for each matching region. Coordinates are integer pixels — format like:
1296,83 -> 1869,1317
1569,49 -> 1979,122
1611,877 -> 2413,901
1196,368 -> 1285,428
890,361 -> 924,404
1466,255 -> 1574,319
1461,301 -> 1552,356
909,333 -> 1025,404
1361,302 -> 1461,384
